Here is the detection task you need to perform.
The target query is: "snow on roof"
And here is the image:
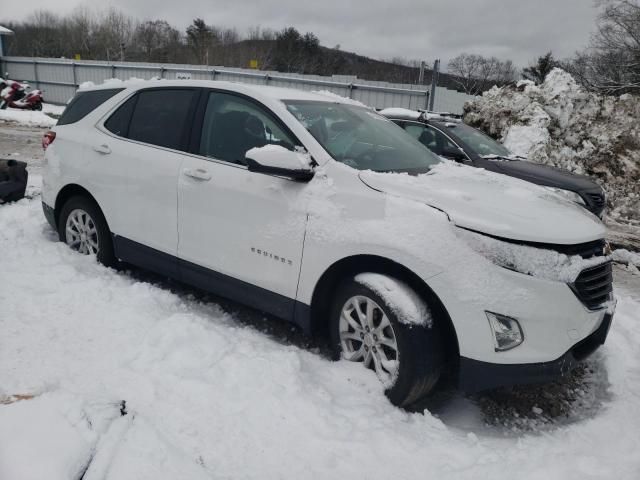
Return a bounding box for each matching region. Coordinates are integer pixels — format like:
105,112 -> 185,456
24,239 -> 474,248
0,26 -> 14,35
77,78 -> 359,105
378,108 -> 422,120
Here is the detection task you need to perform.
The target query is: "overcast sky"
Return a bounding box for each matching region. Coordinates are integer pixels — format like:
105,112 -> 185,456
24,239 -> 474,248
7,0 -> 599,68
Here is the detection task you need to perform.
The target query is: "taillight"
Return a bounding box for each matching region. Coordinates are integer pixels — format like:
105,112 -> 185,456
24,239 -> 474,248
42,130 -> 56,150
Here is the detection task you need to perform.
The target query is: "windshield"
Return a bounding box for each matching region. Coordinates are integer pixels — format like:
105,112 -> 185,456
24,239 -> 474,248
445,123 -> 512,157
285,101 -> 442,173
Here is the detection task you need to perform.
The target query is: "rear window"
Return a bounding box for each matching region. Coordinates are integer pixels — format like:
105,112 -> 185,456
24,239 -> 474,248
105,89 -> 197,151
57,89 -> 124,126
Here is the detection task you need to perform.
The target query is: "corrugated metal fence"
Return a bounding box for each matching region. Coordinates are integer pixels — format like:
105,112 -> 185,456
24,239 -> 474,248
0,56 -> 475,113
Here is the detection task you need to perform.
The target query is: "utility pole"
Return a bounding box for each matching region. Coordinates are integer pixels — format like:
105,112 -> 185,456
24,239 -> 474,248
418,60 -> 425,85
429,58 -> 440,111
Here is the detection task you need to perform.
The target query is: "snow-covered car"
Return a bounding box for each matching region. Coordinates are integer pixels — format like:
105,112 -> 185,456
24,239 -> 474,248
41,81 -> 615,408
379,108 -> 607,218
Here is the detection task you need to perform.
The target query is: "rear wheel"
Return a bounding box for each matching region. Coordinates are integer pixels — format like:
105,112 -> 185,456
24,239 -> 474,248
58,196 -> 115,267
330,277 -> 444,408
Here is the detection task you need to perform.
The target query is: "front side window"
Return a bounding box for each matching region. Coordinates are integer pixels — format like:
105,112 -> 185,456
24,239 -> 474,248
199,92 -> 298,165
404,123 -> 458,156
446,123 -> 512,157
58,88 -> 123,126
285,101 -> 441,173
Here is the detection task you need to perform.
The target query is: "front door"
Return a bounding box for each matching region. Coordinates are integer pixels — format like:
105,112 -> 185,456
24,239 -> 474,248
177,90 -> 310,319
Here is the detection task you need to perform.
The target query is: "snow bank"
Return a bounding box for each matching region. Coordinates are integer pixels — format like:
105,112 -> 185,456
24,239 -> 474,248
355,273 -> 432,327
42,103 -> 66,116
0,392 -> 119,480
2,197 -> 640,478
464,68 -> 640,223
0,109 -> 56,127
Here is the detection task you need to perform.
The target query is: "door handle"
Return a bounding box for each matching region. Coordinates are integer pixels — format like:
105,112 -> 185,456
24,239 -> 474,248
93,144 -> 111,155
183,168 -> 212,181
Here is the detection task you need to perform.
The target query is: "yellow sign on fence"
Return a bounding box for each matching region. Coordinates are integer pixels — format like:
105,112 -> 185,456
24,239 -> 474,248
74,54 -> 81,60
249,59 -> 258,69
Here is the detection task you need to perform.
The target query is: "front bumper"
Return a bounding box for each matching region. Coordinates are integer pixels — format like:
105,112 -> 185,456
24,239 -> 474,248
459,312 -> 613,393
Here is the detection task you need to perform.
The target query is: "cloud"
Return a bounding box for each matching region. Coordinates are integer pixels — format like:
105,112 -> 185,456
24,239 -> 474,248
6,0 -> 598,67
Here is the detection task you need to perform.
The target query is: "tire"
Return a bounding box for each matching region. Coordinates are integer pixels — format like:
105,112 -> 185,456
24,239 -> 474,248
329,277 -> 444,409
33,102 -> 43,111
58,196 -> 116,267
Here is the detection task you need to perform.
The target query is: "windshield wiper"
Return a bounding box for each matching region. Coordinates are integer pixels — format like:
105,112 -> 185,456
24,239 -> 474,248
481,154 -> 523,161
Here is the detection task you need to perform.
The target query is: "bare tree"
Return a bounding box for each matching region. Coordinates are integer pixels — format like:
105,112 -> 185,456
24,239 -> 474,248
134,20 -> 182,63
93,7 -> 135,61
447,53 -> 517,95
566,0 -> 640,94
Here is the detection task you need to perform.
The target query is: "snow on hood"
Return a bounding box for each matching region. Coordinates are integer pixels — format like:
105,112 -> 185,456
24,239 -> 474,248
358,162 -> 605,245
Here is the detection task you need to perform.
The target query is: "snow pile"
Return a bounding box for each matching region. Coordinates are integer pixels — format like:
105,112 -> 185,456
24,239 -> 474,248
612,249 -> 640,275
1,189 -> 640,476
355,273 -> 433,327
464,68 -> 640,223
42,103 -> 66,116
0,392 -> 120,480
0,109 -> 56,127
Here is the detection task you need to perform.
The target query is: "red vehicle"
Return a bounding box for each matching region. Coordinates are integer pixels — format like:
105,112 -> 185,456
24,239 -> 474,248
0,78 -> 44,111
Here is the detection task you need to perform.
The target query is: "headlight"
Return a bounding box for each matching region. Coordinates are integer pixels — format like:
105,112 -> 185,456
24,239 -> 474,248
544,187 -> 586,206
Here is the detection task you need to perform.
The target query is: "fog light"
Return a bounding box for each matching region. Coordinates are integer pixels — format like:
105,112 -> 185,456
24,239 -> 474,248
486,312 -> 524,351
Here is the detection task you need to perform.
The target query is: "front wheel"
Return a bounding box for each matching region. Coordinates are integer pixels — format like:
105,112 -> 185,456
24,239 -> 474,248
330,277 -> 444,408
58,196 -> 116,267
32,102 -> 43,111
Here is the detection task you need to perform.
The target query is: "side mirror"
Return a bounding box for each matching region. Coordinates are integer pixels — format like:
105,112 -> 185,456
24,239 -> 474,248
442,146 -> 466,162
245,145 -> 315,181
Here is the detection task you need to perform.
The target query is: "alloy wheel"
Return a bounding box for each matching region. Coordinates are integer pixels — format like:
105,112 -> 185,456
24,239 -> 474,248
65,208 -> 99,255
339,295 -> 400,386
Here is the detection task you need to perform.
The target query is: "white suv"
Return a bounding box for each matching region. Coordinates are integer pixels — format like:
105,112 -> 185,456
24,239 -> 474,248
42,80 -> 615,408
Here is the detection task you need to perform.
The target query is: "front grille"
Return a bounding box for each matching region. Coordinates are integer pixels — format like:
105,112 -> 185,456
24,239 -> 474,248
572,261 -> 613,310
552,239 -> 605,259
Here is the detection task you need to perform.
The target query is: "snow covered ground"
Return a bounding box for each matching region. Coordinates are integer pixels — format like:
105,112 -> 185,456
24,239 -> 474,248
1,153 -> 640,479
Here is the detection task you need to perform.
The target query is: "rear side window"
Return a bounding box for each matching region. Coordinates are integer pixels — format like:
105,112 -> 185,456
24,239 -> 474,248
57,89 -> 123,126
121,89 -> 197,150
104,95 -> 136,137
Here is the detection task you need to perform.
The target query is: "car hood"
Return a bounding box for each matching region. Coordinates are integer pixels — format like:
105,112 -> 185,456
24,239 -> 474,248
480,157 -> 600,192
358,163 -> 605,245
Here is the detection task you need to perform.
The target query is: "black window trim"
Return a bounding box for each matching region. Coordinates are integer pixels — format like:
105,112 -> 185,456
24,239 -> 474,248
97,86 -> 203,155
187,88 -> 305,169
400,119 -> 472,163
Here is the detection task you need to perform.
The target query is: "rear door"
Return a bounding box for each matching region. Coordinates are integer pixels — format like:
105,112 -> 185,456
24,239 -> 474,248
87,87 -> 200,270
177,90 -> 310,319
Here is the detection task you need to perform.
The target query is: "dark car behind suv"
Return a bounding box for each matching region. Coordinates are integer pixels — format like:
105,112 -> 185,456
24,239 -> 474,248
379,109 -> 607,218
